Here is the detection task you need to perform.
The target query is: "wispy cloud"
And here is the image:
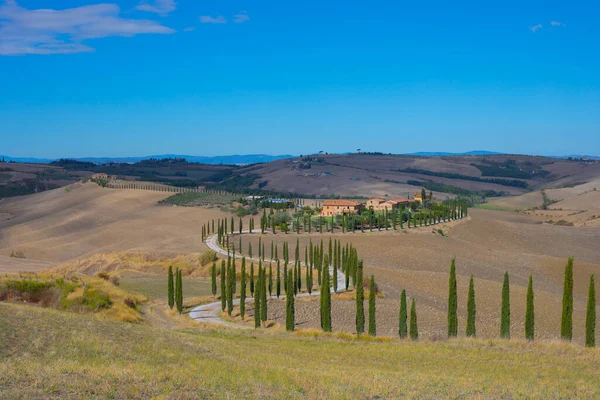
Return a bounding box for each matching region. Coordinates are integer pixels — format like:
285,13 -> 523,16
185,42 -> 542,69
183,26 -> 195,32
136,0 -> 176,16
0,0 -> 175,55
199,15 -> 226,24
550,21 -> 566,28
233,11 -> 249,24
529,24 -> 543,33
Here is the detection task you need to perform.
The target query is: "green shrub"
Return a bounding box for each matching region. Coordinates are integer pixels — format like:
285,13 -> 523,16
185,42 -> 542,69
97,272 -> 110,280
199,250 -> 218,266
82,288 -> 112,311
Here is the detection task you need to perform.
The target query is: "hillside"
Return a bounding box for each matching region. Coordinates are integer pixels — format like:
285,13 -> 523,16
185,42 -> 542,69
2,301 -> 600,398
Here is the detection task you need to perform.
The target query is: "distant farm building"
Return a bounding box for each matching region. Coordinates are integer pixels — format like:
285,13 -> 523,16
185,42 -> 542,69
414,192 -> 432,204
91,173 -> 108,180
321,200 -> 362,216
366,198 -> 386,209
366,197 -> 411,211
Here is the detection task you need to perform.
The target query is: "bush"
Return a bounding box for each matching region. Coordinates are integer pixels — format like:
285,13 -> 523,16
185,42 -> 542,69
9,250 -> 26,259
96,272 -> 110,281
82,288 -> 112,311
199,250 -> 218,266
124,298 -> 137,309
110,275 -> 120,286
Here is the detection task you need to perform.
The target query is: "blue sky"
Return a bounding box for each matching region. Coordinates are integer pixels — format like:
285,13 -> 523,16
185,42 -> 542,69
1,0 -> 599,158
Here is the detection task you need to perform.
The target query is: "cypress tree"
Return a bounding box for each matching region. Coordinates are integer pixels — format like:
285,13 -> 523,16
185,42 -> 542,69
561,257 -> 574,342
368,275 -> 376,336
447,258 -> 458,338
355,259 -> 365,334
220,260 -> 226,311
211,262 -> 217,299
240,258 -> 246,319
500,271 -> 510,339
268,263 -> 273,297
321,254 -> 332,332
525,274 -> 535,341
168,265 -> 174,309
227,258 -> 234,316
176,269 -> 183,314
260,265 -> 268,323
586,274 -> 596,348
399,289 -> 407,338
286,272 -> 295,331
409,298 -> 418,341
254,266 -> 261,329
250,262 -> 255,296
466,275 -> 476,337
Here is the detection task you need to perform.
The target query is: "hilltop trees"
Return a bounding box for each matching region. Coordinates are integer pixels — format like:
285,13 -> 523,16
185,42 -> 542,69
466,275 -> 476,338
447,258 -> 458,338
525,274 -> 535,341
586,275 -> 596,348
368,275 -> 376,336
399,289 -> 407,338
500,272 -> 510,339
561,257 -> 574,342
168,265 -> 174,309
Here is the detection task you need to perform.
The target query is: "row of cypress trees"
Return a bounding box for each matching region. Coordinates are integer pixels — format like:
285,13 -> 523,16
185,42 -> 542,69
167,265 -> 183,314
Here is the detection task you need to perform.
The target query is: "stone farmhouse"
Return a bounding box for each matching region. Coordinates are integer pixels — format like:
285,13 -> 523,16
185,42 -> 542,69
321,200 -> 363,216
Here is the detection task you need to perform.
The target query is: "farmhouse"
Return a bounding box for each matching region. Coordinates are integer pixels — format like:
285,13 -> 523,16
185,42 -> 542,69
366,198 -> 386,209
414,192 -> 432,204
380,198 -> 411,211
321,200 -> 362,216
91,173 -> 108,180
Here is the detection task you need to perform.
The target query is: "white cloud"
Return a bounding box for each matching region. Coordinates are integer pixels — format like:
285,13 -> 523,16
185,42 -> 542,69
233,11 -> 249,24
136,0 -> 176,16
183,26 -> 195,32
550,21 -> 566,28
0,0 -> 175,55
199,15 -> 226,24
529,24 -> 543,33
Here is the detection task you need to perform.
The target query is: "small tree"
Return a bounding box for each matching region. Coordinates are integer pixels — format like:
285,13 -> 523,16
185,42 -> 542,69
525,274 -> 535,341
409,298 -> 418,341
355,260 -> 365,334
168,265 -> 175,309
399,289 -> 407,338
447,258 -> 458,338
286,272 -> 295,332
240,258 -> 246,319
466,275 -> 476,337
561,257 -> 574,342
586,274 -> 596,348
500,272 -> 510,339
220,260 -> 226,311
368,275 -> 376,336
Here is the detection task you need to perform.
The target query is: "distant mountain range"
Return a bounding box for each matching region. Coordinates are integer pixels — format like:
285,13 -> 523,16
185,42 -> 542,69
0,154 -> 295,165
1,151 -> 598,165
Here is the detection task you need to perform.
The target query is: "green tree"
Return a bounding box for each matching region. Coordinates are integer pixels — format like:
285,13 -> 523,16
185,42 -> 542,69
168,265 -> 174,309
525,274 -> 535,341
321,255 -> 332,332
586,274 -> 596,347
250,262 -> 255,296
500,272 -> 510,339
399,289 -> 407,338
176,269 -> 183,314
240,257 -> 246,319
286,272 -> 295,332
260,264 -> 268,323
409,298 -> 418,341
220,260 -> 226,311
561,257 -> 574,342
254,266 -> 261,329
211,262 -> 217,299
447,258 -> 458,338
466,275 -> 476,337
368,275 -> 376,336
355,259 -> 365,334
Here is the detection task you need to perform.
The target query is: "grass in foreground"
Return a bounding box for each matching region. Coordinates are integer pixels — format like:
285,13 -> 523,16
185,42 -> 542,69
1,302 -> 600,399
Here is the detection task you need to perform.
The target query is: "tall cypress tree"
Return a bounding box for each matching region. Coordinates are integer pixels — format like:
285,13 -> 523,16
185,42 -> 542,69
276,259 -> 281,298
321,254 -> 332,332
447,258 -> 458,338
168,265 -> 174,309
240,257 -> 246,319
409,298 -> 418,341
227,258 -> 234,316
176,269 -> 183,314
368,275 -> 376,336
220,260 -> 226,311
586,274 -> 596,348
260,265 -> 268,323
268,263 -> 273,297
500,271 -> 510,339
254,266 -> 261,329
525,274 -> 535,341
211,262 -> 217,299
250,262 -> 255,296
466,275 -> 476,337
561,257 -> 574,342
399,289 -> 407,338
286,272 -> 295,332
355,259 -> 365,334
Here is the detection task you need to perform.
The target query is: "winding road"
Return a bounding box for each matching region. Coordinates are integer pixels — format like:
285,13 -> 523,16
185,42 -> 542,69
189,231 -> 346,328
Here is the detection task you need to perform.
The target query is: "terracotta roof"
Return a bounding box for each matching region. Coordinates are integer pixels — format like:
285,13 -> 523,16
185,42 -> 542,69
387,198 -> 411,204
323,200 -> 360,207
368,198 -> 386,203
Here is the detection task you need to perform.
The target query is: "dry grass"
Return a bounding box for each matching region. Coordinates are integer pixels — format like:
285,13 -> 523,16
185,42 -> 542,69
2,302 -> 600,399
